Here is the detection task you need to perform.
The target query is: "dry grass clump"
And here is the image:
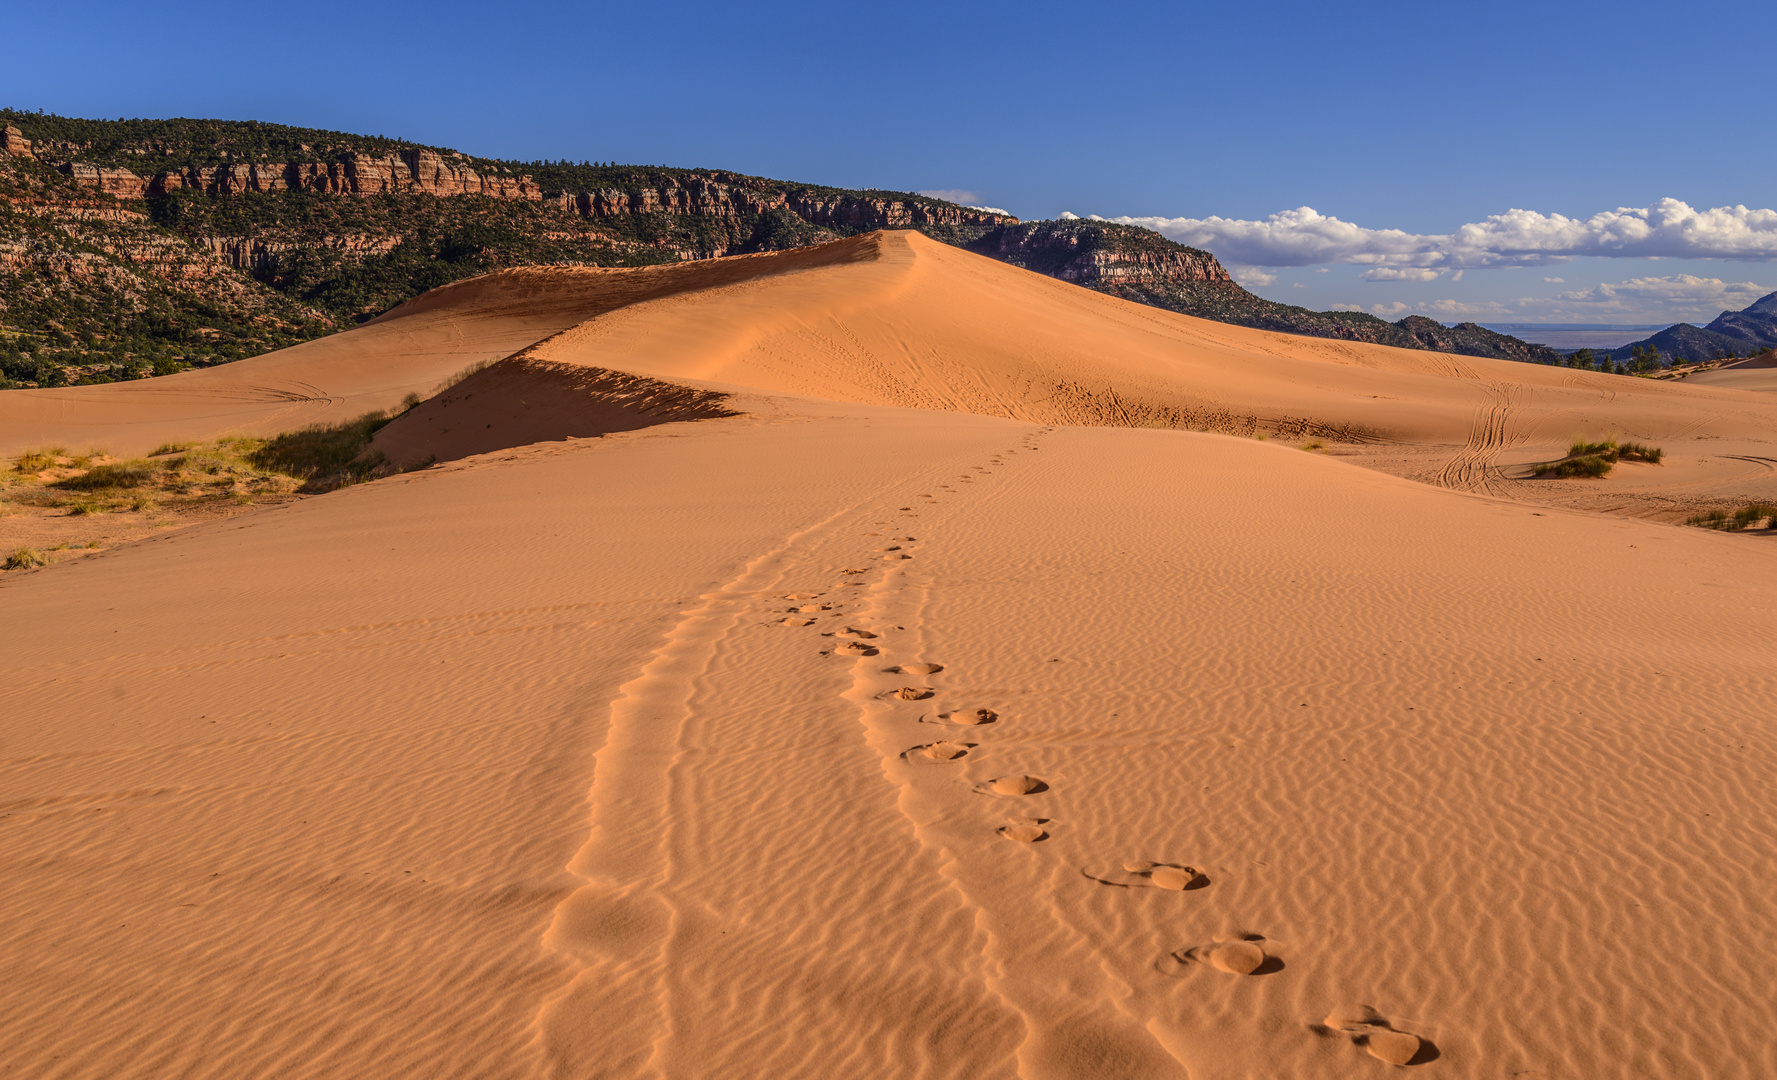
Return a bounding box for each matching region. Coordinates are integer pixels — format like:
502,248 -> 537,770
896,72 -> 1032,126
4,546 -> 49,570
53,462 -> 157,490
1687,504 -> 1777,531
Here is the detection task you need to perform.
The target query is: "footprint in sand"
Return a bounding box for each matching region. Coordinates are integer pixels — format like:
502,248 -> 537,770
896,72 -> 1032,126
795,603 -> 829,613
784,592 -> 822,600
998,818 -> 1049,843
900,740 -> 973,762
882,686 -> 931,701
875,545 -> 902,552
974,774 -> 1048,796
1319,1005 -> 1435,1067
1158,933 -> 1280,977
893,662 -> 943,675
883,553 -> 911,561
779,617 -> 814,627
1082,861 -> 1207,891
832,642 -> 878,657
925,707 -> 997,726
835,627 -> 878,640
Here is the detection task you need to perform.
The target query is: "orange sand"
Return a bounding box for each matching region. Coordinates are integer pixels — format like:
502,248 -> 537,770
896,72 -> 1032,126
5,232 -> 1777,1079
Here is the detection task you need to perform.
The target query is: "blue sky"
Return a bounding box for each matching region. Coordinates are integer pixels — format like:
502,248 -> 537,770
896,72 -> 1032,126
5,0 -> 1774,324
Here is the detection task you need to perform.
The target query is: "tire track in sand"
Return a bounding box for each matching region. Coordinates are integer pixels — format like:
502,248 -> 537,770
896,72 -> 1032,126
1433,381 -> 1520,496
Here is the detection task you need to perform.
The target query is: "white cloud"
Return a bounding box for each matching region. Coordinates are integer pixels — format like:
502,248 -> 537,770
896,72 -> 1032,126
1291,282 -> 1307,288
1544,277 -> 1565,283
920,188 -> 984,205
1105,198 -> 1777,269
1314,267 -> 1330,273
1228,265 -> 1276,287
1329,303 -> 1364,312
1349,275 -> 1771,324
1360,267 -> 1444,282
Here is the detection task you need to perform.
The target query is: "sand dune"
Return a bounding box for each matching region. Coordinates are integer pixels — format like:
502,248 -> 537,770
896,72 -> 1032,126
6,232 -> 1777,1079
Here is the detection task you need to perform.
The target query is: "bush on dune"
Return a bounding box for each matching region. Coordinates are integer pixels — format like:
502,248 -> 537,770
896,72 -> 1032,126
52,461 -> 156,490
1534,438 -> 1663,479
248,400 -> 423,490
1534,455 -> 1614,479
1688,504 -> 1777,531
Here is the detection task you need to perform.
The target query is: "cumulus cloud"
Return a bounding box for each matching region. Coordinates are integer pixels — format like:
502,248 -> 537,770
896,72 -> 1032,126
1355,275 -> 1771,323
1544,277 -> 1565,283
1360,267 -> 1444,282
1104,199 -> 1777,269
920,188 -> 1011,215
920,188 -> 984,205
1228,266 -> 1277,287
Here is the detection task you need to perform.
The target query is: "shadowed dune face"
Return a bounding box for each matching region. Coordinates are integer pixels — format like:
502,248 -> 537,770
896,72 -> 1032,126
371,356 -> 736,467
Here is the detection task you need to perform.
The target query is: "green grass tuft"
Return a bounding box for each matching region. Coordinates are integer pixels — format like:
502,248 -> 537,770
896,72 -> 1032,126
1534,455 -> 1613,479
248,409 -> 396,488
1687,503 -> 1777,531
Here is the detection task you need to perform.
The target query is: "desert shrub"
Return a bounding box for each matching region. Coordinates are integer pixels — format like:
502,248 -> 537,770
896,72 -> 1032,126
53,461 -> 155,490
249,409 -> 394,483
13,448 -> 62,472
1534,455 -> 1613,479
1569,439 -> 1618,459
1687,504 -> 1777,531
1301,440 -> 1325,451
66,500 -> 103,515
4,546 -> 49,570
150,442 -> 192,456
1618,442 -> 1663,464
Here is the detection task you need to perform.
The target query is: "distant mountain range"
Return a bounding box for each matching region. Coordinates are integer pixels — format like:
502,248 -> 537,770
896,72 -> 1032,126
0,109 -> 1562,387
1608,292 -> 1777,362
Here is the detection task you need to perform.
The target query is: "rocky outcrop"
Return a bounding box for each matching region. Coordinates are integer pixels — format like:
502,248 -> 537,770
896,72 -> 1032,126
543,174 -> 1013,231
56,163 -> 151,198
203,233 -> 403,277
966,220 -> 1232,285
2,125 -> 31,157
1396,316 -> 1565,365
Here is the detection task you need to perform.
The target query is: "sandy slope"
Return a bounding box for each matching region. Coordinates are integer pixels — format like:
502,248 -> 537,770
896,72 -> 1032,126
6,396 -> 1777,1079
6,231 -> 1777,1079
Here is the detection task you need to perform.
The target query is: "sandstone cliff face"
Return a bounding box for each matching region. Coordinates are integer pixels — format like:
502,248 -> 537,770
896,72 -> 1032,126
52,150 -> 539,201
57,163 -> 151,198
2,125 -> 31,157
